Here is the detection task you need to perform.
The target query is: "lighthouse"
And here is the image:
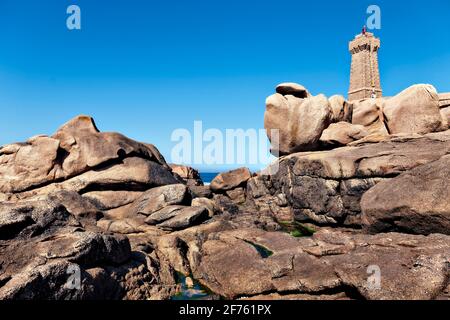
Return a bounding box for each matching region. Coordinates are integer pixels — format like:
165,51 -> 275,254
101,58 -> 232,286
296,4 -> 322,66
348,28 -> 382,101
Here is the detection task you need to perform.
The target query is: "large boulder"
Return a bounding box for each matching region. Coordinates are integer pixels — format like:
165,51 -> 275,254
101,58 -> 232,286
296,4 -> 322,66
82,190 -> 143,211
264,93 -> 292,155
275,83 -> 311,98
145,205 -> 189,225
383,84 -> 443,135
129,184 -> 189,216
156,206 -> 209,231
286,93 -> 333,151
265,90 -> 333,155
210,167 -> 252,192
440,107 -> 450,129
328,95 -> 353,123
0,199 -> 80,240
0,136 -> 61,194
320,122 -> 368,147
439,93 -> 450,108
188,185 -> 212,199
52,115 -> 170,172
191,197 -> 217,217
351,98 -> 388,135
264,84 -> 448,155
0,115 -> 174,195
169,164 -> 203,187
96,184 -> 190,232
361,155 -> 450,235
12,157 -> 178,200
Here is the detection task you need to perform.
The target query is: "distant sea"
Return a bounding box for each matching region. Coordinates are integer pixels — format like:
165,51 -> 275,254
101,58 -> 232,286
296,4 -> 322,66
199,172 -> 219,185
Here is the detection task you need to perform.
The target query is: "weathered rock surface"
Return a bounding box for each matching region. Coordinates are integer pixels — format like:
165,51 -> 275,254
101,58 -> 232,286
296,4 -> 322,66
226,187 -> 247,205
265,84 -> 450,154
275,82 -> 311,98
210,167 -> 252,192
128,184 -> 189,216
0,197 -> 175,300
82,190 -> 143,210
188,185 -> 212,198
361,155 -> 450,235
157,206 -> 209,231
329,95 -> 353,123
0,116 -> 171,195
0,116 -> 190,300
2,113 -> 450,301
265,88 -> 333,154
144,205 -> 188,225
246,175 -> 293,222
383,84 -> 443,135
351,98 -> 388,136
96,184 -> 203,235
144,204 -> 209,230
320,122 -> 368,147
191,197 -> 217,217
156,227 -> 450,300
264,93 -> 291,155
10,156 -> 178,201
169,164 -> 203,187
440,107 -> 450,129
248,130 -> 450,227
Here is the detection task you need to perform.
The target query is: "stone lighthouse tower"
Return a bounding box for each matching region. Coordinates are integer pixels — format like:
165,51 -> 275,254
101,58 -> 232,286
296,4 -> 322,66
348,27 -> 382,101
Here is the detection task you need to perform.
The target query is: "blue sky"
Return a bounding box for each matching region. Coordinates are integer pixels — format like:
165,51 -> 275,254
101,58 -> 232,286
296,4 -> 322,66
1,0 -> 449,171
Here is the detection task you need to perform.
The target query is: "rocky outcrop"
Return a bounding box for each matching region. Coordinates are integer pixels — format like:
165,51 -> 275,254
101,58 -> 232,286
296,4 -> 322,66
265,83 -> 448,154
191,198 -> 217,217
168,164 -> 211,198
275,83 -> 311,98
210,167 -> 252,192
441,108 -> 450,128
265,85 -> 333,155
383,84 -> 443,134
208,168 -> 254,210
156,206 -> 209,231
247,130 -> 450,228
351,98 -> 389,136
438,93 -> 450,130
329,95 -> 353,123
1,113 -> 450,301
0,116 -> 171,195
361,155 -> 450,235
0,116 -> 213,300
320,122 -> 368,147
0,197 -> 175,300
169,164 -> 203,187
260,82 -> 450,236
8,157 -> 178,201
156,226 -> 450,300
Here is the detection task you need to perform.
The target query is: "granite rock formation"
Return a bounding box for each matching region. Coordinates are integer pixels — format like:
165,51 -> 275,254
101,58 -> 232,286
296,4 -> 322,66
1,113 -> 449,300
264,83 -> 449,155
264,87 -> 333,155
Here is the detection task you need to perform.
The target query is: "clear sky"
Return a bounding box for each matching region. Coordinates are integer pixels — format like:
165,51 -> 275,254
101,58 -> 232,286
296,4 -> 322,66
1,0 -> 449,171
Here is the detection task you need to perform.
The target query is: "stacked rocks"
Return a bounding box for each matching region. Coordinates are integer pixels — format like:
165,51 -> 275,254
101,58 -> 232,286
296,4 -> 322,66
264,83 -> 447,153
